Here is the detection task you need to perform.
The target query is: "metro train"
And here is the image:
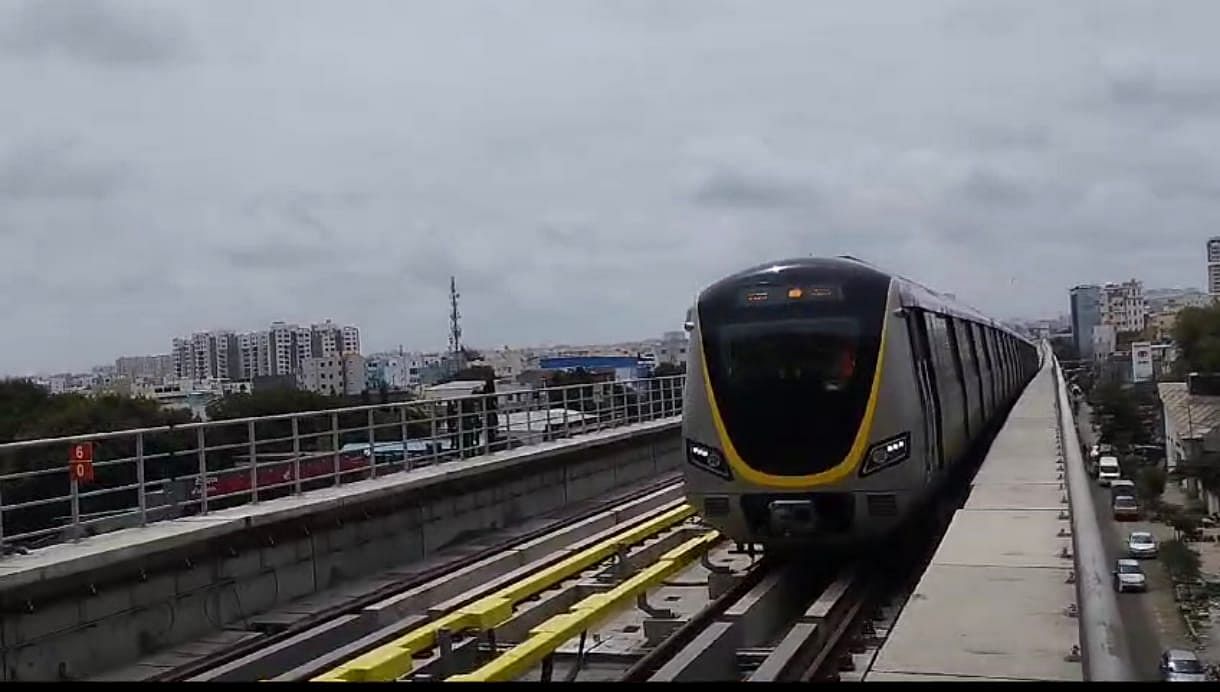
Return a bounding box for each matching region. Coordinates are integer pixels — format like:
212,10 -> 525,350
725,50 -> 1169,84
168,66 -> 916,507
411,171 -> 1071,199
681,256 -> 1040,549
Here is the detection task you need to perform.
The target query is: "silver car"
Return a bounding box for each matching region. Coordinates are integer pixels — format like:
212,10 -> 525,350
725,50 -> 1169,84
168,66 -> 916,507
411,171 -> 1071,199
1113,558 -> 1147,593
1128,531 -> 1158,558
1160,649 -> 1209,682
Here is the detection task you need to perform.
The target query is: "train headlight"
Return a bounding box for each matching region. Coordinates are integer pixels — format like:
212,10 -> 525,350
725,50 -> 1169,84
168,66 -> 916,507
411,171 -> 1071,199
686,440 -> 732,480
860,432 -> 912,477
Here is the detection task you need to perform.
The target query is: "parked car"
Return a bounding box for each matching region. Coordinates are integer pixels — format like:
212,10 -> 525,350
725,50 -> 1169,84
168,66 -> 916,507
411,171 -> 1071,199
1127,531 -> 1158,558
1110,479 -> 1136,501
1113,558 -> 1147,593
1113,495 -> 1140,521
1098,456 -> 1121,487
1159,649 -> 1209,682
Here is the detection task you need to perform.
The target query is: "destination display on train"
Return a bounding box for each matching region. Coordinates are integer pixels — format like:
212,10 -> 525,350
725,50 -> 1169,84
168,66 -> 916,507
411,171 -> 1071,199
738,285 -> 843,306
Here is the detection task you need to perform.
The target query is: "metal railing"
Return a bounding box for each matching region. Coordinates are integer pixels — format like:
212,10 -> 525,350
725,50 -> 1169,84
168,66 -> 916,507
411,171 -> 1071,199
0,374 -> 686,558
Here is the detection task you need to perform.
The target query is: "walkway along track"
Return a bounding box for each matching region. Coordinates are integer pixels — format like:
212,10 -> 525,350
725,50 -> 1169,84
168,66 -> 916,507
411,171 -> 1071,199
151,473 -> 686,682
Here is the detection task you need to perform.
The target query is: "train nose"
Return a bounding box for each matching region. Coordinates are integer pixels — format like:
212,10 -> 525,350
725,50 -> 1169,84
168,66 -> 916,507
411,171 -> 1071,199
768,499 -> 818,535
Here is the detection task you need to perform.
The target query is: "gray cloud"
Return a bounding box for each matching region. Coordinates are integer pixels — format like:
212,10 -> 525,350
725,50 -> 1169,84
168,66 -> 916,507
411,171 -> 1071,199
955,168 -> 1033,209
691,171 -> 818,210
0,140 -> 128,201
5,0 -> 1220,374
221,243 -> 334,271
0,0 -> 190,66
1108,69 -> 1220,115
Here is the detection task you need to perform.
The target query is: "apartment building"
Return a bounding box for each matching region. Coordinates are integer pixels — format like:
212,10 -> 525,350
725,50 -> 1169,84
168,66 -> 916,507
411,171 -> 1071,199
1099,280 -> 1146,334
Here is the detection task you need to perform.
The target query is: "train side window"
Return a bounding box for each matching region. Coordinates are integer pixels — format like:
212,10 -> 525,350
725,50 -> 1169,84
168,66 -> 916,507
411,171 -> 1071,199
925,314 -> 955,404
1006,336 -> 1016,383
943,315 -> 971,436
980,327 -> 998,402
995,333 -> 1006,384
996,332 -> 1008,390
964,322 -> 986,412
909,309 -> 944,470
1009,337 -> 1017,385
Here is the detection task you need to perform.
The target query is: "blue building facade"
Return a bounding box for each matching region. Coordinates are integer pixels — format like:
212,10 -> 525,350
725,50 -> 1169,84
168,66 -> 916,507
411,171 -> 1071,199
537,356 -> 650,381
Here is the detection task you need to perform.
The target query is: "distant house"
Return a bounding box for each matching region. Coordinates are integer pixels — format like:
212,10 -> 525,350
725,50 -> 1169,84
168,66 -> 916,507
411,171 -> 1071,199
1158,374 -> 1220,515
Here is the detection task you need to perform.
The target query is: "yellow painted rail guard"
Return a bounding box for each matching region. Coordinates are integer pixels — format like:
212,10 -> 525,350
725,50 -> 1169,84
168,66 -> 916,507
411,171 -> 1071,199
312,502 -> 696,682
447,529 -> 720,682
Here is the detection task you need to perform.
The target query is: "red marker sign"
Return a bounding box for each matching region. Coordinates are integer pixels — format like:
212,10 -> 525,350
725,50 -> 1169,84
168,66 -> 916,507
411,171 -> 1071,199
70,442 -> 93,463
69,442 -> 94,483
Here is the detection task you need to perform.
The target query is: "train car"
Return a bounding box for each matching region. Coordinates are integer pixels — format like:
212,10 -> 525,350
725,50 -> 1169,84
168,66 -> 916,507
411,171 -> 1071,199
681,256 -> 1039,549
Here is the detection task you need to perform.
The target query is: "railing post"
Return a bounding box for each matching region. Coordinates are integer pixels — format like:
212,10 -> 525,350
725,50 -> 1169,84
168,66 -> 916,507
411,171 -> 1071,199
400,406 -> 411,472
526,400 -> 533,445
136,432 -> 147,526
70,472 -> 81,542
292,416 -> 302,495
248,419 -> 259,503
367,409 -> 378,479
649,381 -> 657,421
197,427 -> 208,515
430,406 -> 440,466
457,400 -> 466,459
332,412 -> 341,487
481,395 -> 490,456
562,389 -> 569,440
0,478 -> 6,551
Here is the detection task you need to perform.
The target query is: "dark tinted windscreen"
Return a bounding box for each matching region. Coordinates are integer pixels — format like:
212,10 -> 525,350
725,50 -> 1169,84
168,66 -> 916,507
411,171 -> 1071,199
720,318 -> 859,392
699,267 -> 888,476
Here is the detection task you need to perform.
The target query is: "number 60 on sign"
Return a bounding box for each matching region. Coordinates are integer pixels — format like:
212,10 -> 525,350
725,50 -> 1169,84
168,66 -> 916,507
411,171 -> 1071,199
69,442 -> 94,483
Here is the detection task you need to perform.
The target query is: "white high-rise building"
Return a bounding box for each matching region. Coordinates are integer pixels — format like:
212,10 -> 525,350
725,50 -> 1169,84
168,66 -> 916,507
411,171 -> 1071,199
114,354 -> 174,381
237,331 -> 260,380
174,319 -> 362,382
299,352 -> 367,396
342,326 -> 361,354
268,322 -> 297,377
1099,280 -> 1146,334
1208,237 -> 1220,298
172,331 -> 240,381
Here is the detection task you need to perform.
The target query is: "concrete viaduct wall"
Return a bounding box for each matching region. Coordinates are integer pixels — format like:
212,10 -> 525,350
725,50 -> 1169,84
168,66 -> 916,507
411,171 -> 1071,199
0,421 -> 681,681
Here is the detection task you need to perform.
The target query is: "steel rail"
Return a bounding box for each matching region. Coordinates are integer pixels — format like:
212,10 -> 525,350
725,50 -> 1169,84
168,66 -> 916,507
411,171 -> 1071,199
151,474 -> 683,682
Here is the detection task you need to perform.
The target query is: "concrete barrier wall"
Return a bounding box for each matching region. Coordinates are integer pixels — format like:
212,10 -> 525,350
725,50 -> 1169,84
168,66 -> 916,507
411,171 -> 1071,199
0,426 -> 681,681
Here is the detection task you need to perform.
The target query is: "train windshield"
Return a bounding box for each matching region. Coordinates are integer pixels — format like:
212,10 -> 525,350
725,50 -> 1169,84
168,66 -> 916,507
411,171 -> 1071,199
698,267 -> 888,476
720,319 -> 859,393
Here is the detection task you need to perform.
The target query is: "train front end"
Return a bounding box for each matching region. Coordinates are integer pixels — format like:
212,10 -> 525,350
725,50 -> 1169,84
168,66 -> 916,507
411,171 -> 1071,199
682,257 -> 904,548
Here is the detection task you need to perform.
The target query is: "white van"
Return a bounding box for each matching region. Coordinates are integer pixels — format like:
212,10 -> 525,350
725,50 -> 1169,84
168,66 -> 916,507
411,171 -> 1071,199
1098,456 -> 1121,487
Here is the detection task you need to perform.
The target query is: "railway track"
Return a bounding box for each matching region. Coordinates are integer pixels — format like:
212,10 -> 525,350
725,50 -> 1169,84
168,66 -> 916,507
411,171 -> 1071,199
150,473 -> 688,682
296,537 -> 907,683
159,502 -> 950,683
156,422 -> 994,683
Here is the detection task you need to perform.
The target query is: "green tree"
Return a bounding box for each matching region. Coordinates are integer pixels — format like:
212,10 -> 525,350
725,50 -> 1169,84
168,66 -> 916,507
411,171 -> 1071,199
1172,304 -> 1220,376
1160,539 -> 1202,582
1089,382 -> 1139,450
0,381 -> 195,541
1136,466 -> 1166,503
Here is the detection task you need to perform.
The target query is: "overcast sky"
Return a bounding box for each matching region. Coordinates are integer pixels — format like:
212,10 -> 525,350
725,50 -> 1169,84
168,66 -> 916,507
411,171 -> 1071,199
3,0 -> 1219,374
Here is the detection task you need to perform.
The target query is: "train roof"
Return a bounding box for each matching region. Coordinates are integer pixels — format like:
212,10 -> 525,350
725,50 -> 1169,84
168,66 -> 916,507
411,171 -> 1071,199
701,256 -> 1032,345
